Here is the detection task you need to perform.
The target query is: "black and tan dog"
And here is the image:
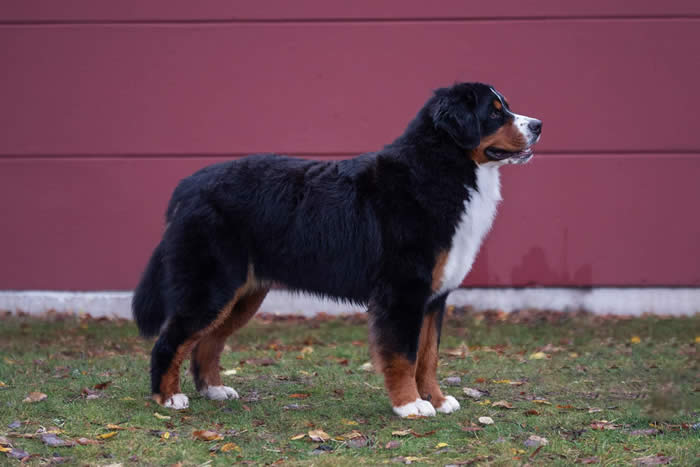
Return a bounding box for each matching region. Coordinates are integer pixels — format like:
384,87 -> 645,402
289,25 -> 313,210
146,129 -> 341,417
133,82 -> 542,417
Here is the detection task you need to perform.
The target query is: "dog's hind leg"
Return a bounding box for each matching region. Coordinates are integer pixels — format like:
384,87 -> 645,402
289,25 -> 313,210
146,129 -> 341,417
368,283 -> 436,418
191,289 -> 268,400
415,295 -> 460,414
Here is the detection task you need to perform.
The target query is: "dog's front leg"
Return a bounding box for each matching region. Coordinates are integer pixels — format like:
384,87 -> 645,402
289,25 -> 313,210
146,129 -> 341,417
368,288 -> 436,418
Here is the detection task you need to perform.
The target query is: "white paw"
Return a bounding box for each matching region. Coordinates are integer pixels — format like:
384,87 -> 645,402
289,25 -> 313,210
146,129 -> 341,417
393,398 -> 437,418
200,385 -> 239,401
436,395 -> 461,414
164,393 -> 189,410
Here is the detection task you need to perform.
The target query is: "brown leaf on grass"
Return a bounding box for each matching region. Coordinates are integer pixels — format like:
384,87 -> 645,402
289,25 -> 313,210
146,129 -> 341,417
410,430 -> 436,438
80,388 -> 102,400
633,455 -> 673,465
308,429 -> 330,442
93,381 -> 112,390
75,437 -> 102,446
220,442 -> 240,452
192,430 -> 223,441
290,434 -> 306,440
22,392 -> 47,403
105,424 -> 128,431
557,404 -> 575,409
577,457 -> 600,464
289,393 -> 311,399
491,400 -> 514,409
525,409 -> 540,416
590,420 -> 619,430
385,440 -> 400,449
532,399 -> 551,405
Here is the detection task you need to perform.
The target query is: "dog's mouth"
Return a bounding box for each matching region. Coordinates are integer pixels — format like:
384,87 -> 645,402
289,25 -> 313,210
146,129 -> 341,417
485,146 -> 534,164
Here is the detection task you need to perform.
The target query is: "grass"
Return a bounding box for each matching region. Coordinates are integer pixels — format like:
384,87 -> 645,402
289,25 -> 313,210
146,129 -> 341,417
0,309 -> 698,465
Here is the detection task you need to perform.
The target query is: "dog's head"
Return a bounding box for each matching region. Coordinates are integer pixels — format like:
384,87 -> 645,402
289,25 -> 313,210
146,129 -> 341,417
430,82 -> 542,165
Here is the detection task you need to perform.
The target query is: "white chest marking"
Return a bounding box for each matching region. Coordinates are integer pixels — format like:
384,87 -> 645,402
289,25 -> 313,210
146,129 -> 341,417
437,166 -> 502,294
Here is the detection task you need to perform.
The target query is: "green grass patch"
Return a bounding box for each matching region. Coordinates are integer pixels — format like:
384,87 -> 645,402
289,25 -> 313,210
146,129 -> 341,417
0,311 -> 698,465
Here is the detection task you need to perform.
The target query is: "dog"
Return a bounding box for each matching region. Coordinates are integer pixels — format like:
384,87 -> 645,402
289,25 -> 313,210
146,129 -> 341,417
132,82 -> 542,417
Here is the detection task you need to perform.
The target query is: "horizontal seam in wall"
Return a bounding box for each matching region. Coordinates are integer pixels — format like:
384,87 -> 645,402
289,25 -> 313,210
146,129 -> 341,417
1,151 -> 699,160
1,15 -> 700,26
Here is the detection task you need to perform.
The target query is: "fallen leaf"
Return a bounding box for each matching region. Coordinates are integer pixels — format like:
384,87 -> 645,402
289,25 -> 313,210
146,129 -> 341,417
523,435 -> 549,447
392,429 -> 412,437
590,420 -> 619,430
478,416 -> 494,425
41,433 -> 74,447
106,424 -> 127,430
290,434 -> 306,440
220,442 -> 240,452
632,455 -> 673,465
385,440 -> 400,449
0,381 -> 6,387
492,379 -> 525,386
529,352 -> 547,360
629,336 -> 641,344
435,442 -> 449,448
444,376 -> 461,386
308,429 -> 330,442
161,431 -> 170,440
577,457 -> 600,464
23,391 -> 47,403
557,404 -> 575,409
0,446 -> 11,453
347,437 -> 368,448
463,387 -> 484,399
695,336 -> 700,344
289,393 -> 311,399
341,419 -> 358,425
492,400 -> 514,409
359,362 -> 373,371
587,407 -> 603,413
222,368 -> 238,376
192,430 -> 223,441
93,381 -> 112,390
532,399 -> 551,405
525,409 -> 540,416
97,431 -> 118,440
75,437 -> 102,446
153,412 -> 171,420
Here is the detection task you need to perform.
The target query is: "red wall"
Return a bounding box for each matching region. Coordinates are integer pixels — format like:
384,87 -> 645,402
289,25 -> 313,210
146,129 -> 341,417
1,1 -> 699,290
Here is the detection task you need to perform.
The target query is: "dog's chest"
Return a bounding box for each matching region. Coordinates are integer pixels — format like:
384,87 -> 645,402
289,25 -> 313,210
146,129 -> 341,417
437,166 -> 502,294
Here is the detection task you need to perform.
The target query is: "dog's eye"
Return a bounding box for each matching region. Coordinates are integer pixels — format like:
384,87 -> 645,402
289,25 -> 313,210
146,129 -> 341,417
489,108 -> 502,119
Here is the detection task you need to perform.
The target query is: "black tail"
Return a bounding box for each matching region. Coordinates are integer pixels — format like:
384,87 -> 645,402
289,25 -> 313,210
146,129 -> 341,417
132,242 -> 168,337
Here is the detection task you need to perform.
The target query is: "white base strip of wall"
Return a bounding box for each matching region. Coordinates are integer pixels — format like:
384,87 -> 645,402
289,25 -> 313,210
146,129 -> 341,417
0,288 -> 698,319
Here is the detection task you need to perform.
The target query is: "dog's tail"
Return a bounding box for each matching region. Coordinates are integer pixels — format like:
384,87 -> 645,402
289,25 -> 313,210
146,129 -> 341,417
132,242 -> 168,337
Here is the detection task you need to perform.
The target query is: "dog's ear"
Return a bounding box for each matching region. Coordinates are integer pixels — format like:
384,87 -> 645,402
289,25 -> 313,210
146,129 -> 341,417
431,89 -> 480,150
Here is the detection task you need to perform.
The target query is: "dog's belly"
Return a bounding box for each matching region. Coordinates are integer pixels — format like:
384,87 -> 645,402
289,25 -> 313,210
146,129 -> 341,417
437,166 -> 502,294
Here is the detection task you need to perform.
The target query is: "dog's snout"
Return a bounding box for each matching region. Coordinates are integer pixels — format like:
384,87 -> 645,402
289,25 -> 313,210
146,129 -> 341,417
528,119 -> 542,135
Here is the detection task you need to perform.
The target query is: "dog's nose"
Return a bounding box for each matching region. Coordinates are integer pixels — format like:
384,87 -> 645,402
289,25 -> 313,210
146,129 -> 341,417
528,119 -> 542,135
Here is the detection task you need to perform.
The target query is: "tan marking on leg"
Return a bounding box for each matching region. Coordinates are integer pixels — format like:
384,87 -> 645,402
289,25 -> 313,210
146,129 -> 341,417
155,265 -> 263,404
415,312 -> 446,407
431,250 -> 448,292
191,289 -> 268,389
369,339 -> 420,407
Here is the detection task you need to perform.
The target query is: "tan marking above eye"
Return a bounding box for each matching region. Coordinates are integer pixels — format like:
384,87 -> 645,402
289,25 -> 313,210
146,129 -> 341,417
493,99 -> 502,110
